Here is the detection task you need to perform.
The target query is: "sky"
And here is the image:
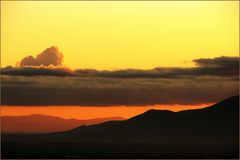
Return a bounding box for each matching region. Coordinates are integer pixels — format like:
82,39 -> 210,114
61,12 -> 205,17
1,1 -> 239,121
2,104 -> 211,120
1,1 -> 239,69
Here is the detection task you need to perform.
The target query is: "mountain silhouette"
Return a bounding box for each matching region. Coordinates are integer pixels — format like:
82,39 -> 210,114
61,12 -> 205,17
58,95 -> 238,145
2,96 -> 239,158
1,114 -> 125,133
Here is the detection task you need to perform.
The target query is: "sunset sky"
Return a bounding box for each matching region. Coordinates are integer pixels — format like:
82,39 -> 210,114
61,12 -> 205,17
1,1 -> 239,121
1,1 -> 239,69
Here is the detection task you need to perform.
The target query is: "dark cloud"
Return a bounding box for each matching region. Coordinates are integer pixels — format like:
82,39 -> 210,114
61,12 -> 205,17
1,55 -> 238,106
2,56 -> 239,78
1,75 -> 238,106
194,56 -> 239,68
1,66 -> 74,77
19,46 -> 64,67
191,56 -> 239,77
153,56 -> 239,78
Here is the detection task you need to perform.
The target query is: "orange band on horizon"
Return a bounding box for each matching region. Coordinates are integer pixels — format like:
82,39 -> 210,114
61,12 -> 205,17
1,104 -> 212,120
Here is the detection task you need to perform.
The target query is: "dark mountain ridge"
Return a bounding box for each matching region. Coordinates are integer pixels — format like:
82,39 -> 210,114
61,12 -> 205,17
57,95 -> 238,145
2,95 -> 239,158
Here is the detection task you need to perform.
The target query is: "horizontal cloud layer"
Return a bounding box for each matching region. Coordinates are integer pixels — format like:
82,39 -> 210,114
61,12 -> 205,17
2,66 -> 74,76
2,56 -> 239,78
1,55 -> 238,106
1,75 -> 238,106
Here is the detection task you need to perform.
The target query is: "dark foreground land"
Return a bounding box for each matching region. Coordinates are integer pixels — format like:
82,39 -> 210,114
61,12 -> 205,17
1,138 -> 238,159
1,96 -> 239,159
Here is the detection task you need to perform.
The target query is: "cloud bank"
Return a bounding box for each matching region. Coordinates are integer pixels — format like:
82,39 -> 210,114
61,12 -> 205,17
2,56 -> 239,78
1,75 -> 238,106
1,47 -> 238,106
2,66 -> 74,77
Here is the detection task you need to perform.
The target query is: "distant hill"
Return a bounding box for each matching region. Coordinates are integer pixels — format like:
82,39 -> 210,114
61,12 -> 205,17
60,95 -> 238,145
1,114 -> 125,133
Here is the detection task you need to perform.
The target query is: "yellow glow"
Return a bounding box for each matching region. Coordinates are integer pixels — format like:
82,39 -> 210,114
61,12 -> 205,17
1,1 -> 239,69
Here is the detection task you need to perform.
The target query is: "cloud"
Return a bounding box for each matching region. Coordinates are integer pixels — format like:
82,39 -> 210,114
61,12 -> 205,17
194,56 -> 239,68
18,46 -> 64,67
1,75 -> 238,106
2,56 -> 239,78
1,54 -> 238,106
1,66 -> 74,77
153,56 -> 239,78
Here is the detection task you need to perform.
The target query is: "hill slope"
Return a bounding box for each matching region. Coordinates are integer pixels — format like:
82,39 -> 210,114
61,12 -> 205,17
1,114 -> 125,133
60,95 -> 238,145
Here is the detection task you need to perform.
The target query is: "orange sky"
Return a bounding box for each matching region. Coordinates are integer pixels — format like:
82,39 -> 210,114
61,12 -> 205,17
1,104 -> 212,119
